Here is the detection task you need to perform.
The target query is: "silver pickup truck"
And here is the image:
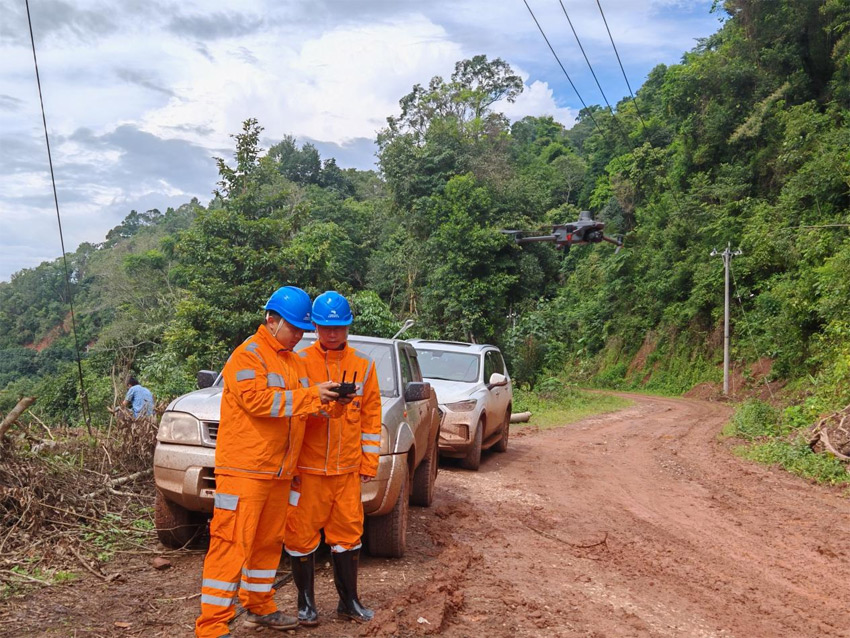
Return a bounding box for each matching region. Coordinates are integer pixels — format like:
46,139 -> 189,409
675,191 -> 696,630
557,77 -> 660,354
153,334 -> 441,558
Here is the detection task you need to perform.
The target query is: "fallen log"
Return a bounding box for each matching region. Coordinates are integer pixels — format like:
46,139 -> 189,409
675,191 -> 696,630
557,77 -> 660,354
510,411 -> 532,423
0,397 -> 37,440
83,469 -> 153,499
820,428 -> 850,461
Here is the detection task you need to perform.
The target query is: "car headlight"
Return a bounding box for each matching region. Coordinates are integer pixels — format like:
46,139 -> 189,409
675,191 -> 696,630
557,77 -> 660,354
157,412 -> 202,444
445,399 -> 477,412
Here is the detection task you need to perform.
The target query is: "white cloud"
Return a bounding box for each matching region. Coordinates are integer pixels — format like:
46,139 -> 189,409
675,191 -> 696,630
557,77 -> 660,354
0,0 -> 720,280
139,16 -> 464,147
499,79 -> 579,129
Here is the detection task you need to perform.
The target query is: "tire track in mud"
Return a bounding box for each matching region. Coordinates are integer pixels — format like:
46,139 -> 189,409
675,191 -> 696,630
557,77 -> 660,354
10,394 -> 850,638
365,394 -> 850,638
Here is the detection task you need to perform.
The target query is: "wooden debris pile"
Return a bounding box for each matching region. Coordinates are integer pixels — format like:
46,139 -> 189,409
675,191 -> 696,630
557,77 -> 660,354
808,403 -> 850,463
0,399 -> 161,590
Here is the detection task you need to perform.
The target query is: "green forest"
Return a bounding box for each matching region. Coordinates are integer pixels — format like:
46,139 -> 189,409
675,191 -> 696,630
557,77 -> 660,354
2,0 -> 849,451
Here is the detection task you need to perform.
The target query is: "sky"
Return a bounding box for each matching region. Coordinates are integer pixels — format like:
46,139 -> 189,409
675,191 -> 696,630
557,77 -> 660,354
0,0 -> 724,282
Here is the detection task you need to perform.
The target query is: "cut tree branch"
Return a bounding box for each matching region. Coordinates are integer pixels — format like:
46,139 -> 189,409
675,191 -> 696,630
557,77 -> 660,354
83,469 -> 153,499
0,397 -> 37,440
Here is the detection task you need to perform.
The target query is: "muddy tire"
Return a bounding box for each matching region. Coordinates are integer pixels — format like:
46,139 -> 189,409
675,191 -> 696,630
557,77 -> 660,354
411,435 -> 438,507
365,460 -> 409,558
154,489 -> 203,549
493,408 -> 510,453
460,418 -> 484,471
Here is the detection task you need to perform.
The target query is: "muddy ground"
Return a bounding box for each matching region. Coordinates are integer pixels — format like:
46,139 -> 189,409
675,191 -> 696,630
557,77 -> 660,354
5,393 -> 850,638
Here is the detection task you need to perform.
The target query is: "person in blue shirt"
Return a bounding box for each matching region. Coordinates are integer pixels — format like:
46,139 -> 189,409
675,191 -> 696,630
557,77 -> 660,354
123,377 -> 154,417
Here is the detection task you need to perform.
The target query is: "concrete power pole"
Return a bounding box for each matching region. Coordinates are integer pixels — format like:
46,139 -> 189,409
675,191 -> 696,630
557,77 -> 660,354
711,243 -> 743,396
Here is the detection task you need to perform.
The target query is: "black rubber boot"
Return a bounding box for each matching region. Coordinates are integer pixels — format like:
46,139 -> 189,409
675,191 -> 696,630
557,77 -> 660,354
290,552 -> 319,626
332,549 -> 374,622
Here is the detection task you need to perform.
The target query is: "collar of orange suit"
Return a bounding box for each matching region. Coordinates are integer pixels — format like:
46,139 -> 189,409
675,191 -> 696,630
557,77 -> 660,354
316,340 -> 348,362
257,323 -> 290,353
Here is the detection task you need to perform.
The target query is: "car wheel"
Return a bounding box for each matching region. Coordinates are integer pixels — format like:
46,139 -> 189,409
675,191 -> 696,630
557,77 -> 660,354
411,434 -> 438,507
460,418 -> 483,471
493,408 -> 510,453
154,489 -> 204,549
365,459 -> 409,558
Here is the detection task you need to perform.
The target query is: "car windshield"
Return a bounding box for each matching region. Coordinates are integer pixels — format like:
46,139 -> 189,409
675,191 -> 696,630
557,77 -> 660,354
213,337 -> 398,398
297,336 -> 398,398
415,349 -> 480,383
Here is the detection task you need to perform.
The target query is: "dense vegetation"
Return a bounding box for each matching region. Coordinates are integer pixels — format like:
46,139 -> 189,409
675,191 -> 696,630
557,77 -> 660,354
2,0 -> 849,434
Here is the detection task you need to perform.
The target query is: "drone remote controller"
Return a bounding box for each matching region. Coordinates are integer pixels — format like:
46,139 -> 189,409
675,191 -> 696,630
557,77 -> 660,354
332,371 -> 358,399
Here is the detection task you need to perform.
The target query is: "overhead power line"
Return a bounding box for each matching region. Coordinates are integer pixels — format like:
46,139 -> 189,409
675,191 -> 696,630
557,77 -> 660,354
25,0 -> 93,433
556,0 -> 630,143
595,0 -> 649,131
521,0 -> 607,138
593,0 -> 686,217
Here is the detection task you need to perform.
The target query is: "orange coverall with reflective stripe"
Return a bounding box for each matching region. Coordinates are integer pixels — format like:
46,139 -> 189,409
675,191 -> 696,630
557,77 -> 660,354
196,324 -> 324,638
285,341 -> 381,554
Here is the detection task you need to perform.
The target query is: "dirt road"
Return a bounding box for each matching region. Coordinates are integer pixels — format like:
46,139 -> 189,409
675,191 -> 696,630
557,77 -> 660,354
7,393 -> 850,637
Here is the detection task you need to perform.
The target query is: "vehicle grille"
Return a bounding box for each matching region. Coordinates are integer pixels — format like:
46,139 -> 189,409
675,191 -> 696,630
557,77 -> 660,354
201,421 -> 219,447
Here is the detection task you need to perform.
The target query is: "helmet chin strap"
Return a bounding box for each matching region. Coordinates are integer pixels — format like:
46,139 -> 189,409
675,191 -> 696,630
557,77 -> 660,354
267,313 -> 283,338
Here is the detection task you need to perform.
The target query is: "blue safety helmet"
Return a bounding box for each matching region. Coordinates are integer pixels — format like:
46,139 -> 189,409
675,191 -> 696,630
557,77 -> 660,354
264,286 -> 313,330
312,291 -> 353,326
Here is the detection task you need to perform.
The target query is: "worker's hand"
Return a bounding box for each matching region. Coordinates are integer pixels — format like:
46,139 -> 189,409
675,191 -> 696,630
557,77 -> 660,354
360,474 -> 372,484
316,381 -> 340,403
337,396 -> 353,405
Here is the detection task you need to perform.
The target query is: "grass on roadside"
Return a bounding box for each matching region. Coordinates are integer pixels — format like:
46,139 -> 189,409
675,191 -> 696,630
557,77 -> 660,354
734,440 -> 850,485
513,378 -> 631,430
724,399 -> 850,486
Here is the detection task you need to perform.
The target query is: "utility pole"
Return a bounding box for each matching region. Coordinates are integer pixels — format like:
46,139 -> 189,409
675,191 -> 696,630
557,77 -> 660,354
711,243 -> 742,396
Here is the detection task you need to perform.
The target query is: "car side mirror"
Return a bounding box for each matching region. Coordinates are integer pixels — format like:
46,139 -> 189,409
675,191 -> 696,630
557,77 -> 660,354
197,370 -> 218,389
404,381 -> 431,402
488,372 -> 508,388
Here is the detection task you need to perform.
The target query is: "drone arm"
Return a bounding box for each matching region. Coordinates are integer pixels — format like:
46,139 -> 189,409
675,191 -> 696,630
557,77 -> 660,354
514,234 -> 559,245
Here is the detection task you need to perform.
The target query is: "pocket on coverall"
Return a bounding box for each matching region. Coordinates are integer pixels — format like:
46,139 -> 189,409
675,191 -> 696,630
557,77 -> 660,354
210,492 -> 239,542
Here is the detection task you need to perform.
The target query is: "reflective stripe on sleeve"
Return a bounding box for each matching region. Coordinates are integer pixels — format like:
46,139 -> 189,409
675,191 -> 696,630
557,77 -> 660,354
267,372 -> 285,388
245,342 -> 267,369
284,391 -> 293,417
202,578 -> 238,592
271,392 -> 282,417
361,433 -> 381,442
362,445 -> 380,454
214,493 -> 238,510
299,377 -> 310,387
236,369 -> 256,381
201,593 -> 234,607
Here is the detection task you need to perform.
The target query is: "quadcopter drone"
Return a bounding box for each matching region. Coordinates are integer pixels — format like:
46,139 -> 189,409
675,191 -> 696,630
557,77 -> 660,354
503,211 -> 623,253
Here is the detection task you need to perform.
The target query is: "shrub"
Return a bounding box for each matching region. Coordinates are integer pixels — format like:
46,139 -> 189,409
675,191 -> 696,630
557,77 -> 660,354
731,400 -> 783,440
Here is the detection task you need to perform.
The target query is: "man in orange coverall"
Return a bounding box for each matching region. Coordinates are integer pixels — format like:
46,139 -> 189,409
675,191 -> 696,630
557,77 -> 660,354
285,290 -> 382,625
195,286 -> 340,638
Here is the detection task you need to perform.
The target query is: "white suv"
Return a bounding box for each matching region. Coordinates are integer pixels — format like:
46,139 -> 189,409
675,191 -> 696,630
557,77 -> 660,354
407,340 -> 512,470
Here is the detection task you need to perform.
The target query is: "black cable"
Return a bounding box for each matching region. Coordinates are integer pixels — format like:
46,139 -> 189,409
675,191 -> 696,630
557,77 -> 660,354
25,0 -> 93,433
595,0 -> 649,130
557,0 -> 630,143
594,0 -> 686,217
521,0 -> 607,138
